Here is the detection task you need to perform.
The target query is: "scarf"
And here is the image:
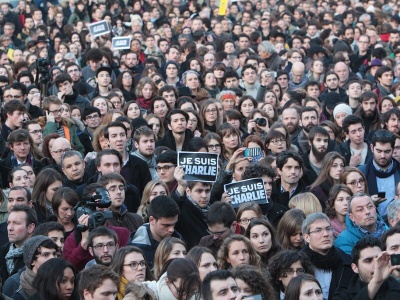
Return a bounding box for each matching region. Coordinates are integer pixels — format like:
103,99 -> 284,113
187,195 -> 209,220
5,244 -> 23,274
365,157 -> 399,195
132,150 -> 157,179
356,219 -> 387,239
302,245 -> 342,271
20,268 -> 37,296
136,97 -> 152,110
117,276 -> 129,300
157,273 -> 179,300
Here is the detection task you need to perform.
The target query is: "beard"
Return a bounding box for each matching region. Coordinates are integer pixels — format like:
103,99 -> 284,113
303,123 -> 316,133
286,122 -> 299,134
363,109 -> 376,118
311,143 -> 328,162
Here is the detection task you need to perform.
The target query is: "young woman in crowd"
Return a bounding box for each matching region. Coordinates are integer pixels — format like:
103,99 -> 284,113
153,238 -> 187,279
326,184 -> 353,237
277,209 -> 306,250
203,70 -> 220,98
265,130 -> 288,156
236,203 -> 264,230
187,246 -> 218,282
151,96 -> 170,121
284,274 -> 323,300
238,96 -> 257,126
137,179 -> 170,222
146,114 -> 164,140
124,100 -> 143,121
91,97 -> 110,121
203,132 -> 223,155
218,123 -> 241,163
340,166 -> 368,195
200,99 -> 221,133
135,77 -> 157,114
51,187 -> 78,238
185,108 -> 204,138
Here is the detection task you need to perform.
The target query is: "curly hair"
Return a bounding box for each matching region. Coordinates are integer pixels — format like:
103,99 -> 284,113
217,235 -> 260,270
268,250 -> 315,293
232,265 -> 276,299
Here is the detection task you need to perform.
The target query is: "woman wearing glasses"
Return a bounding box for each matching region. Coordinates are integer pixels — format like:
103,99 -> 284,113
236,202 -> 263,230
203,132 -> 222,155
185,109 -> 204,138
268,251 -> 315,300
265,130 -> 288,156
340,166 -> 368,195
110,246 -> 155,300
199,99 -> 221,133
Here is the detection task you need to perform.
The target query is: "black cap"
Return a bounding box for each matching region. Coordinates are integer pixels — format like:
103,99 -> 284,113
96,66 -> 112,77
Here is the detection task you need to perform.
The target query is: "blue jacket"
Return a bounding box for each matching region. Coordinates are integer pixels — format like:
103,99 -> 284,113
334,215 -> 388,255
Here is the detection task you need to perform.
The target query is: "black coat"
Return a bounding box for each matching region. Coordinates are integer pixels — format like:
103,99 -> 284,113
335,139 -> 373,166
156,129 -> 193,152
271,178 -> 307,209
0,242 -> 24,284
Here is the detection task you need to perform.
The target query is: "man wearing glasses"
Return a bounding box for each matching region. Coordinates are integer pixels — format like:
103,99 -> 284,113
9,82 -> 43,120
23,120 -> 43,151
155,150 -> 180,194
79,107 -> 102,154
86,227 -> 119,268
98,173 -> 143,233
301,212 -> 354,300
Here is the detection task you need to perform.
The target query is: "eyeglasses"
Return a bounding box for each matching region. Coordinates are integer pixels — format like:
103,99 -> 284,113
49,108 -> 64,114
207,144 -> 221,149
156,165 -> 176,172
123,260 -> 146,270
107,185 -> 126,192
308,226 -> 333,235
283,268 -> 305,276
93,242 -> 116,250
270,138 -> 285,145
209,227 -> 229,236
29,129 -> 43,135
123,75 -> 132,79
239,217 -> 256,226
346,178 -> 365,187
52,148 -> 72,155
86,114 -> 99,120
206,108 -> 217,114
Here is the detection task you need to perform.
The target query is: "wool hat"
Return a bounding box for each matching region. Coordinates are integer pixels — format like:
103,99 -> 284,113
96,66 -> 112,77
333,103 -> 352,119
324,92 -> 341,110
23,235 -> 52,269
131,117 -> 148,132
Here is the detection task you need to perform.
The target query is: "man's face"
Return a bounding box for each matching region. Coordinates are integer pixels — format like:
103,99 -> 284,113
33,10 -> 42,21
156,162 -> 176,184
306,85 -> 320,98
210,278 -> 239,300
84,112 -> 101,129
96,71 -> 111,87
282,108 -> 299,134
277,75 -> 288,89
125,53 -> 138,68
390,33 -> 400,44
32,246 -> 58,272
159,41 -> 169,53
83,279 -> 118,300
88,60 -> 101,72
107,126 -> 127,153
10,139 -> 30,161
325,74 -> 339,90
361,98 -> 377,118
134,135 -> 155,157
349,195 -> 377,229
304,219 -> 333,255
51,140 -> 72,165
208,222 -> 233,246
9,87 -> 24,102
48,230 -> 65,253
166,48 -> 180,62
89,236 -> 117,266
48,103 -> 63,123
352,246 -> 381,283
277,158 -> 301,185
379,71 -> 394,88
386,113 -> 400,134
372,142 -> 393,169
27,123 -> 43,146
203,54 -> 215,70
149,216 -> 178,241
310,134 -> 329,161
8,211 -> 34,246
62,155 -> 85,181
300,111 -> 318,133
262,175 -> 273,198
58,80 -> 74,95
18,75 -> 31,86
347,82 -> 362,99
358,36 -> 370,52
334,63 -> 349,83
162,91 -> 176,109
224,77 -> 239,89
242,67 -> 257,85
97,155 -> 121,175
165,64 -> 178,78
347,123 -> 365,145
7,189 -> 29,213
168,113 -> 187,134
186,183 -> 211,208
393,138 -> 400,162
238,37 -> 249,50
105,180 -> 125,211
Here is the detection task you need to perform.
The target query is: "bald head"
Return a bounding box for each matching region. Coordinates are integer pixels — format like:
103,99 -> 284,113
51,138 -> 72,165
334,61 -> 349,84
291,62 -> 305,83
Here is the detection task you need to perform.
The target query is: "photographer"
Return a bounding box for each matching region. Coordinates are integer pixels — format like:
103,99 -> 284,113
63,183 -> 130,271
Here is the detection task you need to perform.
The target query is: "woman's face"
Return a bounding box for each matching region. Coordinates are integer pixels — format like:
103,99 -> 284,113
93,99 -> 108,115
186,73 -> 200,90
59,44 -> 68,55
204,72 -> 217,87
312,61 -> 324,74
213,68 -> 225,79
227,241 -> 250,267
240,99 -> 255,118
264,91 -> 277,106
204,104 -> 217,123
206,139 -> 221,155
280,93 -> 291,108
335,112 -> 348,128
290,229 -> 304,249
61,104 -> 70,118
122,72 -> 133,87
226,118 -> 241,130
299,281 -> 323,300
272,84 -> 281,99
239,209 -> 259,230
148,117 -> 161,136
123,252 -> 147,282
127,103 -> 141,119
233,159 -> 250,182
142,83 -> 153,100
57,199 -> 75,225
39,48 -> 48,58
149,185 -> 167,202
279,260 -> 304,291
46,180 -> 63,202
11,170 -> 28,189
198,252 -> 218,281
153,100 -> 168,118
21,165 -> 35,188
334,190 -> 350,217
329,158 -> 345,180
167,243 -> 187,260
267,136 -> 287,154
381,99 -> 394,113
222,132 -> 239,150
99,135 -> 109,150
249,224 -> 272,254
190,60 -> 201,72
262,104 -> 275,119
187,112 -> 198,132
69,43 -> 78,55
180,102 -> 195,111
345,171 -> 366,194
58,267 -> 75,300
235,278 -> 252,295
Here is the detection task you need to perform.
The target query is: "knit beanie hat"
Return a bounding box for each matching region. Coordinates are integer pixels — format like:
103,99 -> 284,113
23,235 -> 52,269
333,103 -> 352,119
325,92 -> 341,110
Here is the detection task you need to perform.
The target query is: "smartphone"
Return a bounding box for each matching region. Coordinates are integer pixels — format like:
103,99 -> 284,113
243,295 -> 263,300
244,147 -> 263,158
391,254 -> 400,265
378,192 -> 386,198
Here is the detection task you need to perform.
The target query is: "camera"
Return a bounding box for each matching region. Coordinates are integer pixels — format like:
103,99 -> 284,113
75,187 -> 113,231
36,58 -> 50,75
255,118 -> 267,127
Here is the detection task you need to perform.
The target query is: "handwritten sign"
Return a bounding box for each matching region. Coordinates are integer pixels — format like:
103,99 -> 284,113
178,152 -> 218,182
224,178 -> 267,208
112,37 -> 132,50
88,20 -> 110,37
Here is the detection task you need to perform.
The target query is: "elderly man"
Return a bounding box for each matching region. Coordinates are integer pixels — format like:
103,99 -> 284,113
334,61 -> 350,88
288,62 -> 308,91
334,193 -> 388,255
258,41 -> 282,71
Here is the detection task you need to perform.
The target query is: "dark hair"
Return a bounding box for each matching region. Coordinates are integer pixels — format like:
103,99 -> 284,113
10,205 -> 37,228
95,149 -> 122,167
326,184 -> 353,219
34,221 -> 65,236
78,265 -> 120,299
155,150 -> 177,164
147,195 -> 179,219
276,151 -> 303,170
207,201 -> 236,227
88,226 -> 118,248
187,246 -> 214,267
381,108 -> 400,128
351,236 -> 381,265
242,164 -> 275,181
8,186 -> 31,202
277,209 -> 306,250
284,274 -> 322,300
381,226 -> 400,250
164,109 -> 189,127
308,126 -> 330,142
54,73 -> 73,87
104,121 -> 127,139
7,166 -> 27,186
375,65 -> 393,81
4,100 -> 26,118
360,91 -> 378,103
33,258 -> 78,300
232,265 -> 275,298
342,115 -> 364,134
202,270 -> 234,300
371,130 -> 395,148
51,187 -> 79,217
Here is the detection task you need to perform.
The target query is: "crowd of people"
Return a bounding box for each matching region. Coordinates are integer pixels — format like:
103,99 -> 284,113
1,0 -> 400,299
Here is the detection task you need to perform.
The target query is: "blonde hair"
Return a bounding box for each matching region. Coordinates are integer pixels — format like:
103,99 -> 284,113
288,192 -> 322,216
137,180 -> 170,221
153,237 -> 186,279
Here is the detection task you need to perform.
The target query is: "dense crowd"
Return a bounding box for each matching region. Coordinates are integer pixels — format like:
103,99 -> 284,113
2,0 -> 400,299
